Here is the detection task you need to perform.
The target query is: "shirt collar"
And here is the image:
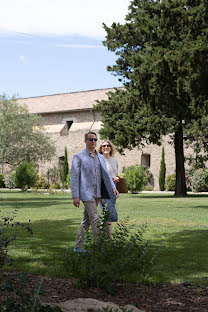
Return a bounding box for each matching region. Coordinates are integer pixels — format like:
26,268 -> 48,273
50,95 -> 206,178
85,148 -> 98,156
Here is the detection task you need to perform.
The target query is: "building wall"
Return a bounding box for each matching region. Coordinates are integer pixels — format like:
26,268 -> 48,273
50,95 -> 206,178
37,109 -> 194,190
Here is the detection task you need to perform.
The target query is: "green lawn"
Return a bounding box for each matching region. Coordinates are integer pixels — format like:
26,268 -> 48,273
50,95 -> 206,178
1,190 -> 208,285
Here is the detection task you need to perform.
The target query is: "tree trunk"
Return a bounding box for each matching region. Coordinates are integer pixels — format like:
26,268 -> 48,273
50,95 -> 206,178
174,122 -> 187,197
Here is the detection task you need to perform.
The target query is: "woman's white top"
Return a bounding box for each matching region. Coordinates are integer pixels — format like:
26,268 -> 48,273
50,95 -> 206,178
105,157 -> 118,179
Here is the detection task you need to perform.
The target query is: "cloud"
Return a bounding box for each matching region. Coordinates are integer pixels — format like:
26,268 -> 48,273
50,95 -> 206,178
0,0 -> 130,38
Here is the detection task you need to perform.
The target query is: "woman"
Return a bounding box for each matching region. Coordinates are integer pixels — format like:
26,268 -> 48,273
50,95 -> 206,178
98,140 -> 119,239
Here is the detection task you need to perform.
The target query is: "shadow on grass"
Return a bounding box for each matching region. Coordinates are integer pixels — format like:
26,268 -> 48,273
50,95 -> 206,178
0,195 -> 72,209
125,193 -> 208,199
8,218 -> 80,276
150,228 -> 208,284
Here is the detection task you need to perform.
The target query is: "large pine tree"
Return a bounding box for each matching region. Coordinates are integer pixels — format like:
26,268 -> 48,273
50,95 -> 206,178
96,0 -> 208,196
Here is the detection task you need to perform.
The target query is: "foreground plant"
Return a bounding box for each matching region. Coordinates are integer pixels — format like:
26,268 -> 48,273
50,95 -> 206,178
64,210 -> 159,292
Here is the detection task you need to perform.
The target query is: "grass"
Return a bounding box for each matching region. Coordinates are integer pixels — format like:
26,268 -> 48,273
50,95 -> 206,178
1,190 -> 208,285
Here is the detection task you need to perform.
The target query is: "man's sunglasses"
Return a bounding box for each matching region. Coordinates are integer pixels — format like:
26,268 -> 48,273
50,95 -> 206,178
87,138 -> 98,142
102,144 -> 110,148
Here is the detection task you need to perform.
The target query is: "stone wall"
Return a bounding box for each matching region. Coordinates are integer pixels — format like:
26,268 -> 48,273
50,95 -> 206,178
37,109 -> 194,190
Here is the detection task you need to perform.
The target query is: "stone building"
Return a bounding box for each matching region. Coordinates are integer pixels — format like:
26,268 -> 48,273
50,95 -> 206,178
17,87 -> 188,190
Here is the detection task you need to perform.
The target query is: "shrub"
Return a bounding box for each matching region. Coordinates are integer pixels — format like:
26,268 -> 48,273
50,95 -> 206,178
63,170 -> 71,189
50,182 -> 60,189
0,173 -> 5,188
165,174 -> 176,191
4,171 -> 16,189
35,174 -> 48,189
62,147 -> 69,185
124,165 -> 152,193
15,162 -> 38,191
144,185 -> 153,191
191,168 -> 208,192
47,165 -> 61,185
64,212 -> 159,291
159,146 -> 166,191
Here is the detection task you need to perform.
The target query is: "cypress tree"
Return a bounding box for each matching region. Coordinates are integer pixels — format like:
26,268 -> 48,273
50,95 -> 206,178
62,147 -> 69,184
159,146 -> 166,191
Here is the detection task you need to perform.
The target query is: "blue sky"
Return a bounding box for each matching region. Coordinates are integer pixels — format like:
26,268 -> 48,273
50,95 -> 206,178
0,0 -> 131,98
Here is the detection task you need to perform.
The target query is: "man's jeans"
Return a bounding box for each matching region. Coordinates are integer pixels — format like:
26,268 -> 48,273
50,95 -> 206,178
74,197 -> 100,249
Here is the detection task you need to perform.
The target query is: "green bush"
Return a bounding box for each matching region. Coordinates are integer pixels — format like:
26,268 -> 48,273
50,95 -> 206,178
124,165 -> 152,193
62,147 -> 69,185
63,170 -> 71,189
165,174 -> 176,191
49,183 -> 61,191
191,168 -> 208,192
0,173 -> 5,188
35,174 -> 48,189
64,211 -> 158,291
4,171 -> 16,189
15,162 -> 38,191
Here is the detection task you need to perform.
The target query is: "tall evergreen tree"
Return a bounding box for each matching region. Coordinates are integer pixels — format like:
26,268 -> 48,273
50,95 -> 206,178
62,147 -> 69,184
96,0 -> 208,197
159,146 -> 166,191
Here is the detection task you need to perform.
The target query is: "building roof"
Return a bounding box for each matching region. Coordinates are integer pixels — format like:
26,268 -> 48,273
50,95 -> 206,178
17,88 -> 116,114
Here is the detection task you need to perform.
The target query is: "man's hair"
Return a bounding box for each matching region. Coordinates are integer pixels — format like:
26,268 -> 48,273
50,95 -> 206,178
85,131 -> 97,140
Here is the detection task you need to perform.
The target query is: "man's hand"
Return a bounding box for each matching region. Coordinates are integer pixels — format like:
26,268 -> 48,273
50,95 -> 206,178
113,188 -> 119,198
73,197 -> 80,207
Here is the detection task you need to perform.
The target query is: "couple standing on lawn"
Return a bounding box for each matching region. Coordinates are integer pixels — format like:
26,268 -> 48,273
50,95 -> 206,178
71,131 -> 119,252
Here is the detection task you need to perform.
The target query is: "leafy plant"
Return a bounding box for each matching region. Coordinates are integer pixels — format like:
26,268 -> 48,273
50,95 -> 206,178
191,168 -> 208,192
62,147 -> 69,185
46,166 -> 61,185
124,165 -> 151,193
35,174 -> 48,189
165,174 -> 176,191
64,209 -> 158,291
63,171 -> 71,189
15,162 -> 38,191
159,146 -> 166,191
4,171 -> 16,189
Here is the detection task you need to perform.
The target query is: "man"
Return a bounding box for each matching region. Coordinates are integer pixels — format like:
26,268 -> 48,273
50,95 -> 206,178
71,131 -> 119,252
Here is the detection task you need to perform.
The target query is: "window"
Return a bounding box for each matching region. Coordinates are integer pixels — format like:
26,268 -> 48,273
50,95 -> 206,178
141,154 -> 151,167
60,121 -> 73,136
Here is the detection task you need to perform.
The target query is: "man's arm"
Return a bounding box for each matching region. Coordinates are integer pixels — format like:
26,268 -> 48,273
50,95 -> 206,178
71,154 -> 81,207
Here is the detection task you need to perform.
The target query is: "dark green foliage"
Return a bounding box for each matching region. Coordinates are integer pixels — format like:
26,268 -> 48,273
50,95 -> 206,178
63,170 -> 71,189
64,209 -> 159,290
0,272 -> 62,312
0,174 -> 4,188
62,147 -> 69,185
166,174 -> 176,191
159,147 -> 166,191
96,0 -> 208,197
15,161 -> 38,191
124,164 -> 152,193
191,168 -> 208,192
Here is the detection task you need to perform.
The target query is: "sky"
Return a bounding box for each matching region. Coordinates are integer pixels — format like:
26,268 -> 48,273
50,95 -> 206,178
0,0 -> 131,98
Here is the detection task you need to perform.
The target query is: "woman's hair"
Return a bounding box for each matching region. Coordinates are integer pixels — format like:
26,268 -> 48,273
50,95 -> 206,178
98,140 -> 115,157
